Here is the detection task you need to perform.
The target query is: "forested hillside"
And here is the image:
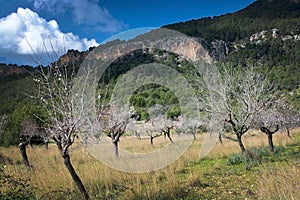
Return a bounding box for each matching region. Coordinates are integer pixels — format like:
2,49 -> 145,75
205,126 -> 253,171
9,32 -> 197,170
165,0 -> 300,93
164,0 -> 300,42
0,64 -> 35,114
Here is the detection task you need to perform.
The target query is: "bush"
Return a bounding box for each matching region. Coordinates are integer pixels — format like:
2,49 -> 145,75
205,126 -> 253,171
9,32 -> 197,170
243,149 -> 263,170
227,153 -> 244,165
0,166 -> 35,200
227,146 -> 275,170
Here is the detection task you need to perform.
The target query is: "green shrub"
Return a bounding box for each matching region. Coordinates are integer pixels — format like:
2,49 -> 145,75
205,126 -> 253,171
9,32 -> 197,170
227,153 -> 244,165
0,166 -> 35,200
227,146 -> 274,170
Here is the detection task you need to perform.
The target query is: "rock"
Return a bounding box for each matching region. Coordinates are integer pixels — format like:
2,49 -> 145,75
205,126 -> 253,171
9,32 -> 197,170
208,40 -> 229,60
0,64 -> 33,77
294,35 -> 300,40
282,35 -> 293,41
272,28 -> 279,38
88,37 -> 212,63
57,49 -> 88,66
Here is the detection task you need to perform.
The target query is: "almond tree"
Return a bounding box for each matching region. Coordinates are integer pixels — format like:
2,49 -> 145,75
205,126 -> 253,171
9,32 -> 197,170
18,120 -> 38,168
19,120 -> 38,146
184,118 -> 203,140
147,130 -> 163,146
35,62 -> 90,200
160,119 -> 174,143
282,111 -> 300,138
202,65 -> 272,153
276,99 -> 300,138
256,110 -> 282,152
106,118 -> 130,158
128,112 -> 174,145
125,115 -> 164,145
145,105 -> 175,145
256,99 -> 300,152
146,115 -> 172,145
100,104 -> 134,157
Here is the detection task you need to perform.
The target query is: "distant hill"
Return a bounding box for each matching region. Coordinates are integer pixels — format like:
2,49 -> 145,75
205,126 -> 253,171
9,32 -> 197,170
164,0 -> 300,42
0,63 -> 34,77
165,0 -> 300,91
1,0 -> 300,116
0,50 -> 86,115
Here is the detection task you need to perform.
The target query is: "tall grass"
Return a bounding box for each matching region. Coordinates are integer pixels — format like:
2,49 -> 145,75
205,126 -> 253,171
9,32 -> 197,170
257,161 -> 300,200
0,128 -> 298,199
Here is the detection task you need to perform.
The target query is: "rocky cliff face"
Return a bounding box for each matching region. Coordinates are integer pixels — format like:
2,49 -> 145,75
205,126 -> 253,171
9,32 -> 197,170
206,40 -> 229,60
87,37 -> 212,63
0,50 -> 87,77
0,64 -> 32,77
0,36 -> 230,76
57,49 -> 88,66
23,26 -> 299,70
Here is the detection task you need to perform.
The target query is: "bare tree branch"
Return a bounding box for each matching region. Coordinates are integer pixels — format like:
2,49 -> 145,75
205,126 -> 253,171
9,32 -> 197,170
202,64 -> 272,153
35,57 -> 90,199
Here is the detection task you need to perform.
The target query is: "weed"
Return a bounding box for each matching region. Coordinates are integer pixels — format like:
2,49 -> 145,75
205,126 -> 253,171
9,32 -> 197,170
227,153 -> 244,165
257,160 -> 300,200
0,166 -> 35,200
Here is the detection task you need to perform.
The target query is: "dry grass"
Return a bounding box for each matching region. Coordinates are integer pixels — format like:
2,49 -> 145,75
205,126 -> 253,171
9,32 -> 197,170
208,128 -> 297,158
119,135 -> 176,153
0,129 -> 299,199
257,161 -> 300,200
0,143 -> 188,199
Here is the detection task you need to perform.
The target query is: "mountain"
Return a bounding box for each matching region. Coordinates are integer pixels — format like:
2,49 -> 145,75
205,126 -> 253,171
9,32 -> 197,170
164,0 -> 300,42
1,0 -> 300,147
0,63 -> 33,77
0,68 -> 32,114
164,0 -> 300,63
165,0 -> 300,91
0,0 -> 300,115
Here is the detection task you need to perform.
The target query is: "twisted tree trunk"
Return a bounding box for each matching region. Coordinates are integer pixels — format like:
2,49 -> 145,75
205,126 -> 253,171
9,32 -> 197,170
260,125 -> 279,153
236,134 -> 246,153
162,127 -> 173,143
192,132 -> 196,140
44,138 -> 49,150
18,142 -> 30,168
150,136 -> 154,145
113,141 -> 119,158
267,133 -> 274,153
63,153 -> 89,200
54,138 -> 89,200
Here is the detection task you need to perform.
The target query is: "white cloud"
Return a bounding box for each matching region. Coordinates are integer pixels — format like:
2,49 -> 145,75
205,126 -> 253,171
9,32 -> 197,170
30,0 -> 126,33
0,8 -> 99,58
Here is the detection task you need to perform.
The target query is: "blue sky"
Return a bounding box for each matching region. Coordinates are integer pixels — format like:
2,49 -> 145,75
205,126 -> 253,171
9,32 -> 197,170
0,0 -> 256,65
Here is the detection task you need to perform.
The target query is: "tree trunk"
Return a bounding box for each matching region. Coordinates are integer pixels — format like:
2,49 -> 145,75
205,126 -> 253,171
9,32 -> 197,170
45,139 -> 49,150
267,133 -> 274,153
236,134 -> 246,153
286,127 -> 291,139
193,132 -> 196,140
260,126 -> 278,153
150,137 -> 154,145
18,142 -> 30,168
219,133 -> 223,144
113,141 -> 119,158
163,128 -> 173,143
166,132 -> 174,143
63,153 -> 89,200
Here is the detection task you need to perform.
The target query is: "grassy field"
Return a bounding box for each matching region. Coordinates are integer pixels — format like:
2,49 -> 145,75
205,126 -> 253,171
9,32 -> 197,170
0,129 -> 299,200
